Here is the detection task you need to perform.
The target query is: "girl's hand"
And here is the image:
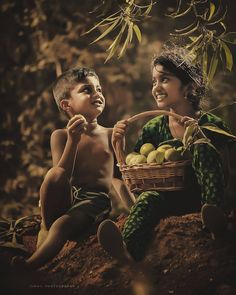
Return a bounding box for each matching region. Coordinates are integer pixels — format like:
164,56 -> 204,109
66,114 -> 87,142
112,119 -> 129,149
180,116 -> 198,129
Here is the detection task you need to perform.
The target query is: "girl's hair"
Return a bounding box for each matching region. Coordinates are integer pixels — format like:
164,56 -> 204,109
151,44 -> 206,110
52,67 -> 99,113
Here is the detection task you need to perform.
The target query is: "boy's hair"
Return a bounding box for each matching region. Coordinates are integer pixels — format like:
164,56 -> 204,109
52,67 -> 99,113
151,44 -> 206,110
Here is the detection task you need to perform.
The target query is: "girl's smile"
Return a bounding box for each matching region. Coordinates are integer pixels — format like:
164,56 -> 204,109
151,65 -> 195,116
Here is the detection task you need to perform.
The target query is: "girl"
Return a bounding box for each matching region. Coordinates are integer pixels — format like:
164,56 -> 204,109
97,44 -> 236,263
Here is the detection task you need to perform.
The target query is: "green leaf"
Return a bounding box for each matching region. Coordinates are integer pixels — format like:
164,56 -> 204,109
183,123 -> 197,147
202,46 -> 208,80
118,21 -> 134,58
83,11 -> 121,35
128,21 -> 134,43
171,21 -> 199,36
201,124 -> 236,139
142,1 -> 154,16
193,138 -> 212,145
208,47 -> 219,82
219,22 -> 227,34
119,34 -> 129,58
175,20 -> 198,33
173,0 -> 182,15
105,21 -> 128,62
133,24 -> 142,43
221,32 -> 236,44
168,5 -> 192,18
220,40 -> 233,71
208,2 -> 216,20
187,34 -> 203,50
91,17 -> 122,44
207,7 -> 227,25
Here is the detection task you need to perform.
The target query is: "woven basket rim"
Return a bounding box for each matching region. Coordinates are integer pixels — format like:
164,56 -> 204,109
118,159 -> 191,169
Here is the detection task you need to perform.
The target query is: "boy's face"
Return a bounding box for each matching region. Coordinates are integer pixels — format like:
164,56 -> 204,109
152,64 -> 188,110
64,76 -> 105,119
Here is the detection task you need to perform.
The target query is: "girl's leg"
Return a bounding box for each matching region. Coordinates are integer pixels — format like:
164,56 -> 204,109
37,167 -> 72,248
192,143 -> 227,236
122,191 -> 168,261
26,209 -> 93,269
192,142 -> 225,206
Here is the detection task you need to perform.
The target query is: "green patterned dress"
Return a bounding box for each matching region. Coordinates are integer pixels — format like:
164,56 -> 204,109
122,112 -> 235,261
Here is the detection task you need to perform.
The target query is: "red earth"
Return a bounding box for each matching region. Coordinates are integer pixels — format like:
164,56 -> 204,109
1,213 -> 236,295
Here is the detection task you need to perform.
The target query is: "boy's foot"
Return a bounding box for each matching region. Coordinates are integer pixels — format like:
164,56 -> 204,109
97,219 -> 131,263
201,204 -> 227,239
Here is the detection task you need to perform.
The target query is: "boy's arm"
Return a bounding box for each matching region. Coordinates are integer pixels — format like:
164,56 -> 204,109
51,115 -> 87,179
50,129 -> 78,178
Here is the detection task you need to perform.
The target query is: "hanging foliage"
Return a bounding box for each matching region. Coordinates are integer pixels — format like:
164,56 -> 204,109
84,0 -> 156,62
169,0 -> 236,83
86,0 -> 236,82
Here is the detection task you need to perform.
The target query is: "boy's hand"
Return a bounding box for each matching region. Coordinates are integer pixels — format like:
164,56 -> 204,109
66,114 -> 87,142
112,119 -> 129,149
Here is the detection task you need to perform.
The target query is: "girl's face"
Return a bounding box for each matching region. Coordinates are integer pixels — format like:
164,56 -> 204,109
152,64 -> 188,110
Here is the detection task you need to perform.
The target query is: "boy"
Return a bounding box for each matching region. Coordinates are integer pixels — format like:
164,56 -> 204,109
13,67 -> 133,269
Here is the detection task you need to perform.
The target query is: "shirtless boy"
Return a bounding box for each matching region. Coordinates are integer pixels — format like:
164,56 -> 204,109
13,67 -> 129,269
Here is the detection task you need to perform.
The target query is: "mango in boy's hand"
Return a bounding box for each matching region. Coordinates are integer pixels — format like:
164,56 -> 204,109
140,143 -> 155,156
125,152 -> 139,165
164,148 -> 182,162
74,114 -> 88,129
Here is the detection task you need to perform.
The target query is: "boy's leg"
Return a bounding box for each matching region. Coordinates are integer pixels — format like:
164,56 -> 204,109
192,143 -> 227,237
98,219 -> 131,264
25,209 -> 93,269
36,223 -> 49,249
98,191 -> 168,262
37,167 -> 72,248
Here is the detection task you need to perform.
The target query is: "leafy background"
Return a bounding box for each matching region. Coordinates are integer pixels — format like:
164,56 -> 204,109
1,0 -> 236,219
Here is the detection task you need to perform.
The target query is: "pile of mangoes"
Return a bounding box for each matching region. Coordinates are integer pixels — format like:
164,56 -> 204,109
125,143 -> 191,166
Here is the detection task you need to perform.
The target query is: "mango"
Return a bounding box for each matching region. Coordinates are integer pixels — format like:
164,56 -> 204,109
140,143 -> 155,156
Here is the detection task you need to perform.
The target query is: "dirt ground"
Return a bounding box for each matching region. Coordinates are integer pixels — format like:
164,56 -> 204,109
1,213 -> 236,295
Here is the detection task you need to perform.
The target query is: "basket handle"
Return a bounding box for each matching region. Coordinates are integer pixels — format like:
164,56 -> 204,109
114,110 -> 184,165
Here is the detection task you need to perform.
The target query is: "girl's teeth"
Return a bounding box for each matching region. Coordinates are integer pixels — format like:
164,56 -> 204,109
157,94 -> 166,99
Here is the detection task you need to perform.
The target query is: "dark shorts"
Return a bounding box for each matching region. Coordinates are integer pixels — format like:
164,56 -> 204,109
67,187 -> 112,223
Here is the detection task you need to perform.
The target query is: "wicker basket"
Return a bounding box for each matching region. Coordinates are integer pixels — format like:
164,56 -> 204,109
114,110 -> 192,193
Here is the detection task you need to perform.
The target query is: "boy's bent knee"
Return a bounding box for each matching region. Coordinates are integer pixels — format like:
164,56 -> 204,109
51,215 -> 74,236
43,167 -> 68,185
